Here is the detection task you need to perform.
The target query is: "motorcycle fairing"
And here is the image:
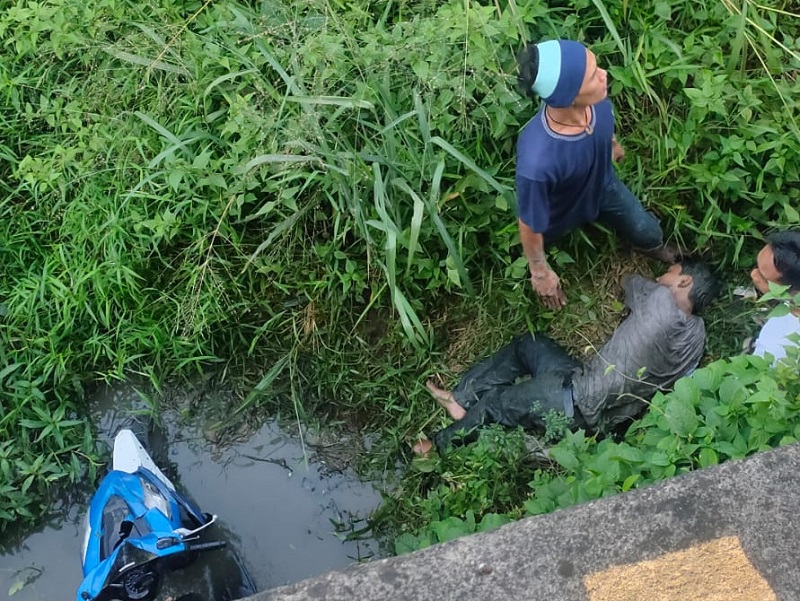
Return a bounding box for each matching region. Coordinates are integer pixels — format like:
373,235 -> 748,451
77,536 -> 182,601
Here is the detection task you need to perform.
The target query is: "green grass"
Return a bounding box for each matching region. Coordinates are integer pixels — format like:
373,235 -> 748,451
0,0 -> 798,537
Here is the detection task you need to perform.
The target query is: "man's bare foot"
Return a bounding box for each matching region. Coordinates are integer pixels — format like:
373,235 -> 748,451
412,439 -> 433,456
425,380 -> 466,420
425,379 -> 454,402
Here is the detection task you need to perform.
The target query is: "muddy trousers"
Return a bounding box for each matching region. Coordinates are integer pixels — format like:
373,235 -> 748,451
431,333 -> 584,451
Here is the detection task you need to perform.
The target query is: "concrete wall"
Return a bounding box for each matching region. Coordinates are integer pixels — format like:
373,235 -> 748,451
246,444 -> 800,601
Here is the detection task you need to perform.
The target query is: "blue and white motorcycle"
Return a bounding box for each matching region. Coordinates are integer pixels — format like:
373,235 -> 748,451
77,429 -> 251,601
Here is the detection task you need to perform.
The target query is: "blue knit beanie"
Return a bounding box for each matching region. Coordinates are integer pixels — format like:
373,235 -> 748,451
530,40 -> 588,108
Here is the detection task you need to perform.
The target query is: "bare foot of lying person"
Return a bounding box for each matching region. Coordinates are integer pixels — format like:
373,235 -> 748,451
425,380 -> 466,420
412,439 -> 433,456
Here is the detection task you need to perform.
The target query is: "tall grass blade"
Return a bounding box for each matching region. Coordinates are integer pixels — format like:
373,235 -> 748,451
413,91 -> 431,144
148,134 -> 209,168
406,193 -> 425,279
371,163 -> 399,293
104,48 -> 190,76
430,136 -> 513,208
203,69 -> 259,98
286,96 -> 374,109
393,173 -> 474,295
392,287 -> 429,349
134,111 -> 192,158
233,353 -> 291,416
588,0 -> 627,59
243,199 -> 317,271
240,154 -> 320,173
131,23 -> 167,47
378,111 -> 417,136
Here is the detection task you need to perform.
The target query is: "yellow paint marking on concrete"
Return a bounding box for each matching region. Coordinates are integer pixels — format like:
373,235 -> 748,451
583,536 -> 776,601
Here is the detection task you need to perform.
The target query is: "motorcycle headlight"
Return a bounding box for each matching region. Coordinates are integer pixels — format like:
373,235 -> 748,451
140,478 -> 171,520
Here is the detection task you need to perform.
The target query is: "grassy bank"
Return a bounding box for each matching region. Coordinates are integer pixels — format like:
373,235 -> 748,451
1,0 -> 798,540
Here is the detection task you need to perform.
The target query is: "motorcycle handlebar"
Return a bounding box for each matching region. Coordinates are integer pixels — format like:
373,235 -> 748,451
185,540 -> 227,553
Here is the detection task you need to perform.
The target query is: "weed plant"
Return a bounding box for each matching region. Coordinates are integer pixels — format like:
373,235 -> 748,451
0,0 -> 798,541
386,349 -> 800,554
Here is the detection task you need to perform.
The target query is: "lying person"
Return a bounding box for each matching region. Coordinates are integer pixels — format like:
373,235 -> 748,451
414,259 -> 720,455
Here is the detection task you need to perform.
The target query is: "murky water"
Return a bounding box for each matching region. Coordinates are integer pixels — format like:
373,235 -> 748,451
0,383 -> 383,601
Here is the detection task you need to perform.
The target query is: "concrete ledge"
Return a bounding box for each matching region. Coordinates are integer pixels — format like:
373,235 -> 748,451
249,444 -> 800,600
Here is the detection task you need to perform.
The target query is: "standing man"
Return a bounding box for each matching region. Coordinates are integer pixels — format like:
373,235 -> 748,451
749,230 -> 800,363
516,39 -> 676,310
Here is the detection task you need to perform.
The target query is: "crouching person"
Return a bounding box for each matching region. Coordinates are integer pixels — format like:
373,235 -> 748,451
414,259 -> 720,455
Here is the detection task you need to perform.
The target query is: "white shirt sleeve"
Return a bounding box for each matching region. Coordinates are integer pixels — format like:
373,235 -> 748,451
753,312 -> 800,364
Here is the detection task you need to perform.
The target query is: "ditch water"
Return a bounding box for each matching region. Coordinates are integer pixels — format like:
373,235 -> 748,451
0,383 -> 384,601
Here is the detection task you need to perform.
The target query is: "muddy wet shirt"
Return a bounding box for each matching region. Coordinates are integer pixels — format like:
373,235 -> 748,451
572,276 -> 706,430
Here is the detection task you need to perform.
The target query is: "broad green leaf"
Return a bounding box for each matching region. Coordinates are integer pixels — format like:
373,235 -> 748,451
524,498 -> 551,516
621,474 -> 640,492
698,447 -> 718,468
549,446 -> 580,471
394,532 -> 431,555
690,362 -> 724,393
646,451 -> 671,467
654,1 -> 671,20
431,516 -> 475,543
663,396 -> 699,438
610,444 -> 644,464
672,377 -> 700,407
411,455 -> 437,473
478,513 -> 511,532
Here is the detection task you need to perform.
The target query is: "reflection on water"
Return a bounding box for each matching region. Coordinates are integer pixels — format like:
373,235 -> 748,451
0,495 -> 87,601
0,383 -> 383,601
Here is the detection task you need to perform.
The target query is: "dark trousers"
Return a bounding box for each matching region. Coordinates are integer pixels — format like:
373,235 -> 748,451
543,174 -> 664,250
598,174 -> 663,250
432,333 -> 583,451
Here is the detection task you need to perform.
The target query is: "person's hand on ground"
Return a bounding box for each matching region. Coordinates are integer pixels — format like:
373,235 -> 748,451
531,266 -> 567,310
412,439 -> 433,456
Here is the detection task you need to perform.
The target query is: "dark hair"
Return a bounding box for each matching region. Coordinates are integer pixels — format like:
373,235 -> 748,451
767,230 -> 800,290
516,44 -> 539,100
679,258 -> 720,314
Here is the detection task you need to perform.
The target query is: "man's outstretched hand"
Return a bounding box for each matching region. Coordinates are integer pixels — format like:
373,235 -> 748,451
530,266 -> 567,310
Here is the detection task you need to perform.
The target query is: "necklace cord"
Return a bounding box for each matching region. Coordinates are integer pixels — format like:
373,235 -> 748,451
546,106 -> 594,134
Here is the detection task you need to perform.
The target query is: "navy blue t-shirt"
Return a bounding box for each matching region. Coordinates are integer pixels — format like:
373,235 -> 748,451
516,99 -> 615,238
